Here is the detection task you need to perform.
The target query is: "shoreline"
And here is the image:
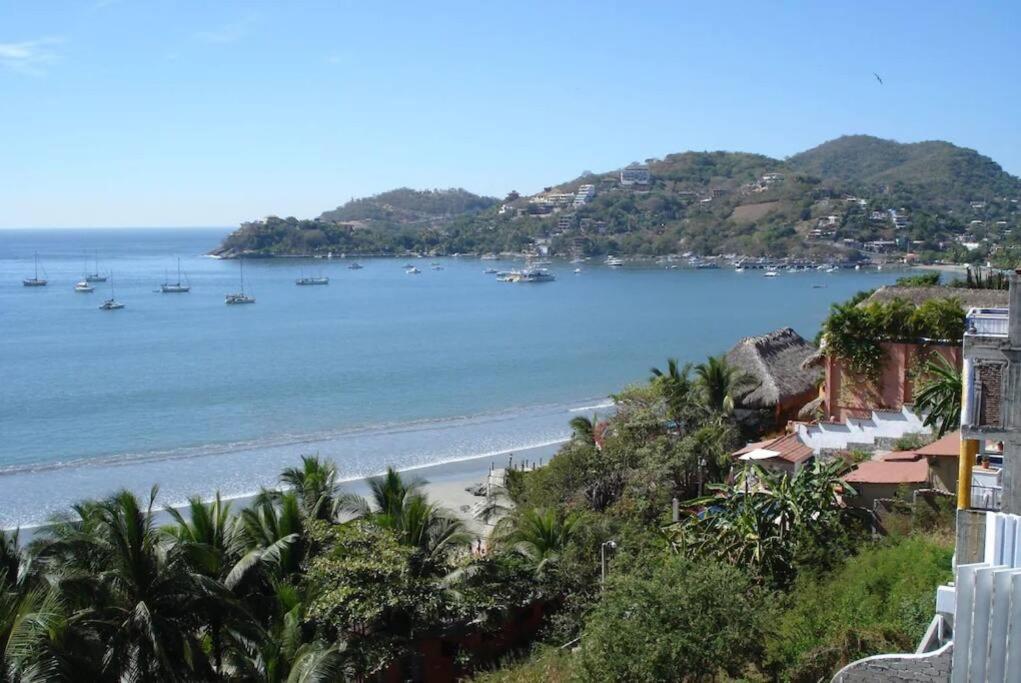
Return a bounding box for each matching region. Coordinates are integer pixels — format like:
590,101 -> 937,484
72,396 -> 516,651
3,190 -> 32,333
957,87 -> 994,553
7,441 -> 565,539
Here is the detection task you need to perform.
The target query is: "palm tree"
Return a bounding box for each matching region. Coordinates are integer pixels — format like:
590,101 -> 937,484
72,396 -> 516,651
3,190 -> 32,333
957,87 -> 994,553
367,467 -> 422,520
1,529 -> 67,682
914,354 -> 962,436
650,358 -> 694,433
224,584 -> 351,683
239,492 -> 304,580
280,455 -> 363,522
498,508 -> 578,578
568,415 -> 598,446
364,469 -> 471,570
34,487 -> 241,681
694,355 -> 753,414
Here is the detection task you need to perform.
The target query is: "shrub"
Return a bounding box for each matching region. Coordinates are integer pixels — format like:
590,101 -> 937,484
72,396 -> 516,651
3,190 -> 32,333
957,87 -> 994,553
764,534 -> 953,681
574,554 -> 769,681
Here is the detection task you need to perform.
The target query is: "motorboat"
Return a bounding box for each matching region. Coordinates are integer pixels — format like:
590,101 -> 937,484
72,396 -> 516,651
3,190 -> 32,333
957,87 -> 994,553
296,275 -> 329,286
99,298 -> 124,310
503,268 -> 555,283
605,256 -> 624,268
484,268 -> 498,274
74,280 -> 94,292
407,267 -> 422,274
764,270 -> 779,278
348,262 -> 363,270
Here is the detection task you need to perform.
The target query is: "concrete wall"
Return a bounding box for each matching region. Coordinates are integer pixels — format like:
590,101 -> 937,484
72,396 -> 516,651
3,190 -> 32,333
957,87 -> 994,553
851,482 -> 924,510
929,457 -> 958,494
825,343 -> 961,422
831,642 -> 952,682
956,509 -> 987,566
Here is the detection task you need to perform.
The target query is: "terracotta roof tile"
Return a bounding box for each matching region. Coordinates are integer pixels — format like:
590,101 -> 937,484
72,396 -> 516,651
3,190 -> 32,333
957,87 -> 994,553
845,459 -> 929,485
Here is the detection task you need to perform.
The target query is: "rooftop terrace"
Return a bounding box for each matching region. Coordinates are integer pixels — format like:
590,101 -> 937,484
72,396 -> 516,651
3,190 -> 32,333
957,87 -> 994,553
965,307 -> 1008,338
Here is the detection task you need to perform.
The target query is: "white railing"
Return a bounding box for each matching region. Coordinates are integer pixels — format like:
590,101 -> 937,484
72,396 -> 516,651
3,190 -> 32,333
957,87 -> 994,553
971,484 -> 1003,511
965,308 -> 1009,337
950,512 -> 1021,682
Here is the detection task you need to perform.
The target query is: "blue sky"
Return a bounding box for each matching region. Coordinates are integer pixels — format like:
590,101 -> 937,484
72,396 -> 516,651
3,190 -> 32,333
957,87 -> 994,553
2,1 -> 1020,228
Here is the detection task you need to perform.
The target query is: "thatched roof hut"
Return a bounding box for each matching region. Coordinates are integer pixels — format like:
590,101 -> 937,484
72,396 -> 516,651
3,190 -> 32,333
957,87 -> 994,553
725,327 -> 821,414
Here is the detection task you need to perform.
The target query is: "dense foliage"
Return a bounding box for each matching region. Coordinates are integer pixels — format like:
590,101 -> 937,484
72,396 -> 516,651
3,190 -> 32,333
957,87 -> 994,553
764,534 -> 953,682
821,297 -> 965,377
574,556 -> 769,682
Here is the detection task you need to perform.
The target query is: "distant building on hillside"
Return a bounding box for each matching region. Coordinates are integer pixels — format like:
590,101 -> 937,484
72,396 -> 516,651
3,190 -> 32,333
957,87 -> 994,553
619,163 -> 651,186
573,184 -> 596,207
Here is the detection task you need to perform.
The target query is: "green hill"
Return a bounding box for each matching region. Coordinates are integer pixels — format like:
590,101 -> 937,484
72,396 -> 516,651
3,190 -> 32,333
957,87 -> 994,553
213,136 -> 1021,262
318,187 -> 498,224
788,135 -> 1021,207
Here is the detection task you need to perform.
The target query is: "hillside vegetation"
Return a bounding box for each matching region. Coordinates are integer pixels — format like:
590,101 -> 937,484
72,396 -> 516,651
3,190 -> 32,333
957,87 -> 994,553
213,135 -> 1021,262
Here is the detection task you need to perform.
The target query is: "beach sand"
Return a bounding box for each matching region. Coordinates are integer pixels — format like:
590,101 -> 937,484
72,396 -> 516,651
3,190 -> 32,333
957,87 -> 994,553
15,441 -> 564,542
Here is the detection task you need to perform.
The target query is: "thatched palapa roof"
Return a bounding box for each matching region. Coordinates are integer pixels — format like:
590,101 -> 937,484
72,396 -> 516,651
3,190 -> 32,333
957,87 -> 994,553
866,286 -> 1007,309
725,327 -> 821,409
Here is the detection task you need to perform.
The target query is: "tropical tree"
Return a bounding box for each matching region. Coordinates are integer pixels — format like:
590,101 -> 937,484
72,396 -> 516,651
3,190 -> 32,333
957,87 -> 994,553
694,355 -> 754,414
34,487 -> 243,681
650,358 -> 694,433
670,460 -> 862,587
280,455 -> 363,523
239,491 -> 305,580
497,508 -> 579,579
914,353 -> 962,436
1,529 -> 67,683
225,583 -> 351,683
568,415 -> 598,446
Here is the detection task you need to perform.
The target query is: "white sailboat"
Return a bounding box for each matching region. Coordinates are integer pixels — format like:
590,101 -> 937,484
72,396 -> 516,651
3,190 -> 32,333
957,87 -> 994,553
22,252 -> 47,287
160,257 -> 191,293
85,251 -> 107,282
99,273 -> 125,309
225,257 -> 255,304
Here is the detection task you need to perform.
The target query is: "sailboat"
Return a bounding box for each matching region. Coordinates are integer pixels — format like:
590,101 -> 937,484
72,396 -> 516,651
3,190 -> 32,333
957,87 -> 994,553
160,258 -> 191,293
225,257 -> 255,304
85,251 -> 107,282
22,252 -> 48,287
99,273 -> 125,310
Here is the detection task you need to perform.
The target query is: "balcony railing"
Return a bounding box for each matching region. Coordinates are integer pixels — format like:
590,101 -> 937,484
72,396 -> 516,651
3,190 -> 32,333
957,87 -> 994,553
965,307 -> 1009,337
970,483 -> 1002,511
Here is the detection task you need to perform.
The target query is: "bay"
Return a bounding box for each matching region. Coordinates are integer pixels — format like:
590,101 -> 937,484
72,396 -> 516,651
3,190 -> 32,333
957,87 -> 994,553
0,228 -> 901,527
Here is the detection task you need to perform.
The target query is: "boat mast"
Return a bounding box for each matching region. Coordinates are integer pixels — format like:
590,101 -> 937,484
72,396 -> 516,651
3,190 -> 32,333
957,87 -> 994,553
34,252 -> 39,280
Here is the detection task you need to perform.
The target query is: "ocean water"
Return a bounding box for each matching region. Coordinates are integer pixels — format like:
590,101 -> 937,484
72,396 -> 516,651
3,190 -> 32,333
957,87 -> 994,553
0,228 -> 902,527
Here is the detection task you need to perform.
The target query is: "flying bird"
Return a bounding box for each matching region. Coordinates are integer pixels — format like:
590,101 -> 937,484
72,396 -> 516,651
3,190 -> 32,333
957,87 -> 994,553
873,72 -> 884,85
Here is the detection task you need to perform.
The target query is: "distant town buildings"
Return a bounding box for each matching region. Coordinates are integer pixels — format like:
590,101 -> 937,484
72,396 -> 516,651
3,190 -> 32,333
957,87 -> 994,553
572,184 -> 596,208
619,162 -> 651,186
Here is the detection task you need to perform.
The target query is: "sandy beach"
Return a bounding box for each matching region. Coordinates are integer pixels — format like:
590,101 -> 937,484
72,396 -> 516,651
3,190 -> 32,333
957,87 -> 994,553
13,441 -> 565,542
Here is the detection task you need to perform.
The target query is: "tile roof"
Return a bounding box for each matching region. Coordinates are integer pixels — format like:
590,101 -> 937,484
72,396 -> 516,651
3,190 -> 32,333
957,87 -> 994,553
913,431 -> 961,458
845,459 -> 929,485
733,432 -> 813,464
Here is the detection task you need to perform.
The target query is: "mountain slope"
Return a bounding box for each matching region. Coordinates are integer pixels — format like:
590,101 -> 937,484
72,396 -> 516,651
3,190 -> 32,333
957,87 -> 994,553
788,135 -> 1021,203
318,188 -> 498,225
